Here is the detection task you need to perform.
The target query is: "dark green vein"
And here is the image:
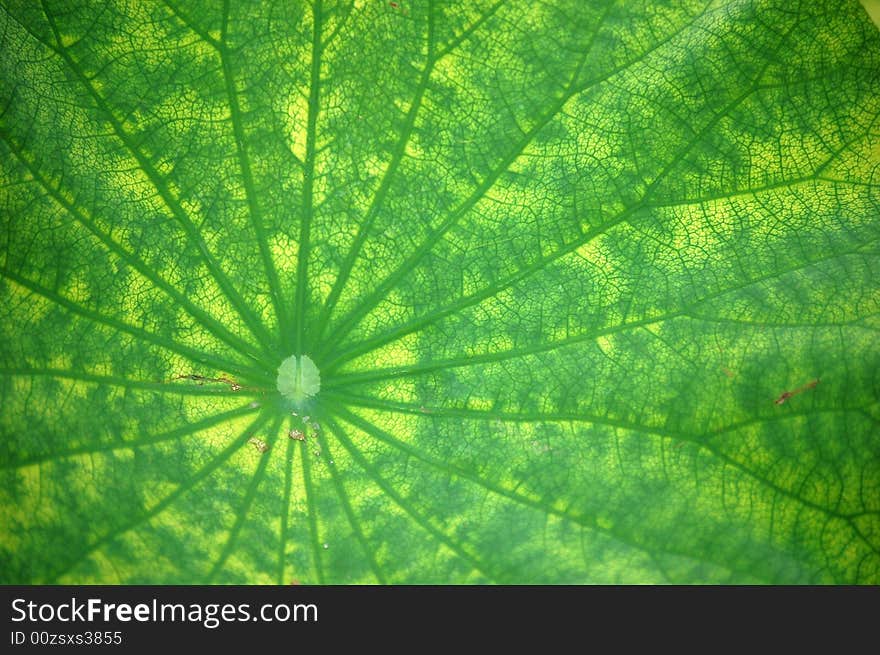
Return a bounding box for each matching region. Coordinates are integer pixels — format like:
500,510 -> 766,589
0,264 -> 261,380
325,238 -> 879,385
0,126 -> 274,368
299,437 -> 324,584
0,404 -> 257,471
434,0 -> 507,60
318,35 -> 598,356
207,415 -> 280,582
313,0 -> 436,341
330,404 -> 661,570
696,441 -> 880,555
314,0 -> 509,340
32,1 -> 275,348
317,3 -> 710,357
219,0 -> 289,343
160,0 -> 221,49
47,411 -> 271,583
320,0 -> 354,50
327,414 -> 498,583
292,0 -> 324,355
645,174 -> 836,209
278,421 -> 297,584
313,421 -> 387,584
335,395 -> 876,533
323,309 -> 668,389
682,313 -> 880,331
629,13 -> 796,199
321,73 -> 803,372
325,388 -> 683,440
330,389 -> 875,524
709,406 -> 871,439
335,402 -> 879,572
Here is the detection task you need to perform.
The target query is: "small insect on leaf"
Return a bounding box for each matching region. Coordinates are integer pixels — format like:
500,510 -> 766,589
248,437 -> 269,453
774,378 -> 820,405
288,429 -> 305,441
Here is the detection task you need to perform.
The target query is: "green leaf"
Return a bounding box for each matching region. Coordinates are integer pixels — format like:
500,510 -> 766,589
1,0 -> 879,584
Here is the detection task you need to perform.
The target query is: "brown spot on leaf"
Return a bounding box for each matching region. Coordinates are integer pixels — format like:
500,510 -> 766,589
774,378 -> 819,405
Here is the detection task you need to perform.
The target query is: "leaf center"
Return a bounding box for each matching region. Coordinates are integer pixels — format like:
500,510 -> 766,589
276,354 -> 321,405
